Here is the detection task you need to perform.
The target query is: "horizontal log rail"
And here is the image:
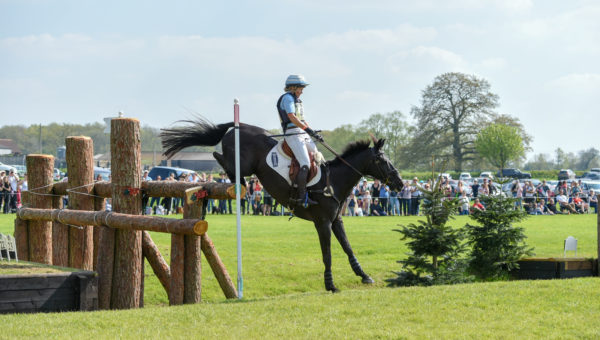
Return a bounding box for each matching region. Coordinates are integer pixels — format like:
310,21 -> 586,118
50,181 -> 241,200
17,208 -> 208,236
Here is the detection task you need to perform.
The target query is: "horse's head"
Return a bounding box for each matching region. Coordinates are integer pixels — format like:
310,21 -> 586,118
366,136 -> 404,192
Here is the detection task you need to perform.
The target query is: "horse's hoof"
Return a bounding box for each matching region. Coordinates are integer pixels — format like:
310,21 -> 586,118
328,287 -> 340,293
362,276 -> 374,284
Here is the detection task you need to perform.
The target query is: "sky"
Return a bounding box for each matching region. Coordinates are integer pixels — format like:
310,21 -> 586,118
1,0 -> 598,159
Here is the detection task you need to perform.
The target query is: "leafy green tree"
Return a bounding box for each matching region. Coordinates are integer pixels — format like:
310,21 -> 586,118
475,124 -> 525,174
358,111 -> 409,167
387,178 -> 471,286
411,72 -> 499,172
466,195 -> 533,280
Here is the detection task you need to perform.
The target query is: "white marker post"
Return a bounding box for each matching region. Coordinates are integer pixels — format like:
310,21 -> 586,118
234,98 -> 243,299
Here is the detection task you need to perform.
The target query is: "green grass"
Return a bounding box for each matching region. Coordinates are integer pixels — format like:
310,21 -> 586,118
1,212 -> 599,338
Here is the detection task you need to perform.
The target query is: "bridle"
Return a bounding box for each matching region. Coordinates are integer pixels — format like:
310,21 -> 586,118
371,149 -> 401,187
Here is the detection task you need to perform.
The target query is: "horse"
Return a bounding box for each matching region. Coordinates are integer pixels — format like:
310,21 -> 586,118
161,118 -> 404,292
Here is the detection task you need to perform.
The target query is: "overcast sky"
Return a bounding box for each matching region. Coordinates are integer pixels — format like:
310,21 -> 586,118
1,0 -> 598,158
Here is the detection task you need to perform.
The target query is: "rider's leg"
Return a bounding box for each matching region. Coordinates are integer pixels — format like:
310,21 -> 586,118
284,130 -> 317,206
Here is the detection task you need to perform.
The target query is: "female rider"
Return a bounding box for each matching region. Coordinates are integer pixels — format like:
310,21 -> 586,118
277,74 -> 323,207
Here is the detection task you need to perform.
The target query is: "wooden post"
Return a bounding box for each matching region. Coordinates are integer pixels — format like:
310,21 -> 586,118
169,234 -> 185,305
110,118 -> 143,309
25,154 -> 54,264
201,233 -> 238,299
51,196 -> 68,266
14,217 -> 28,261
182,199 -> 202,304
96,225 -> 115,309
66,136 -> 95,270
93,195 -> 105,270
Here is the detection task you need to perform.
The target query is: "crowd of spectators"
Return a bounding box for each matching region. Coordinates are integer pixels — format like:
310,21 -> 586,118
0,170 -> 26,214
341,176 -> 598,217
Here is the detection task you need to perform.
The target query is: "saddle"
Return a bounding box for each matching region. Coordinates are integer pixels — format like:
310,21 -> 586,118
281,140 -> 319,183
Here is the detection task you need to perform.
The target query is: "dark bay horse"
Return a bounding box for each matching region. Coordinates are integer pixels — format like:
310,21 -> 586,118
161,118 -> 404,292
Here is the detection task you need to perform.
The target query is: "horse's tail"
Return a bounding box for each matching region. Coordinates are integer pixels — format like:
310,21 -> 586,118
160,117 -> 234,159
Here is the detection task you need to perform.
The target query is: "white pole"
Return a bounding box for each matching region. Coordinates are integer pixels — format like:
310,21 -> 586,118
234,98 -> 243,299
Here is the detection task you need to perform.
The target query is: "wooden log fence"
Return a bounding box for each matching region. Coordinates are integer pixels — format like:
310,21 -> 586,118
15,117 -> 239,311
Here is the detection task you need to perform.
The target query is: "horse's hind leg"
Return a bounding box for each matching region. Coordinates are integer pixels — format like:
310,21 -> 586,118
332,217 -> 374,284
213,151 -> 247,186
314,220 -> 339,293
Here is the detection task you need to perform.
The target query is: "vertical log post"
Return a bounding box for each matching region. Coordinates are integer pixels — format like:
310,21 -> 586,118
25,155 -> 54,264
14,217 -> 28,261
182,199 -> 202,304
93,196 -> 106,271
169,234 -> 185,305
66,136 -> 95,270
51,196 -> 69,266
110,118 -> 143,309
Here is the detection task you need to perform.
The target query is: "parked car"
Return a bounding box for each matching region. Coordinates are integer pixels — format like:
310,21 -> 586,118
148,166 -> 195,181
479,171 -> 494,180
581,172 -> 600,181
558,169 -> 576,180
459,172 -> 472,181
0,162 -> 17,175
496,168 -> 531,179
590,168 -> 600,173
94,167 -> 111,181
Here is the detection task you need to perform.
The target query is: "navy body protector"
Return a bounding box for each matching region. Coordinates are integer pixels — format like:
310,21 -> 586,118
277,92 -> 302,132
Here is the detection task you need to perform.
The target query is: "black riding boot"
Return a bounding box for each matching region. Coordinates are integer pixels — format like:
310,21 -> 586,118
292,165 -> 317,207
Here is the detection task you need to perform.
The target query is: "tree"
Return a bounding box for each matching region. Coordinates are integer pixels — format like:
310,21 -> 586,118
358,111 -> 409,167
524,153 -> 554,171
466,194 -> 533,280
576,148 -> 600,170
411,72 -> 499,172
387,177 -> 472,287
475,124 -> 525,174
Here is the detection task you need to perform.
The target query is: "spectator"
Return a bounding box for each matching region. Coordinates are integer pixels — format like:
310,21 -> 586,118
459,192 -> 470,215
148,175 -> 162,214
347,193 -> 357,216
589,190 -> 598,213
572,193 -> 589,214
252,192 -> 263,215
472,198 -> 485,212
471,179 -> 480,199
370,198 -> 387,216
263,189 -> 273,216
557,189 -> 577,214
362,190 -> 371,216
400,181 -> 411,216
379,185 -> 389,215
546,197 -> 560,215
411,177 -> 421,215
389,187 -> 400,216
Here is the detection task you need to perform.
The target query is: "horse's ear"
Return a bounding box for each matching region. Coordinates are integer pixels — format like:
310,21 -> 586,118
369,132 -> 378,145
375,138 -> 385,151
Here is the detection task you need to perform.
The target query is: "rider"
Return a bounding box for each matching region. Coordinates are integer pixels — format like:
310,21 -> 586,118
277,74 -> 324,207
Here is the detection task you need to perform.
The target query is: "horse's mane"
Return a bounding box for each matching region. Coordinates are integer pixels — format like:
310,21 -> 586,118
327,139 -> 371,165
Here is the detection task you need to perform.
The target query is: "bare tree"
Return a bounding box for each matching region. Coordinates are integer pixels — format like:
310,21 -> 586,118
411,72 -> 499,172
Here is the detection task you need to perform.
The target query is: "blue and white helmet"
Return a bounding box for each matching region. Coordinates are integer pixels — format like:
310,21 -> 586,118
285,74 -> 309,87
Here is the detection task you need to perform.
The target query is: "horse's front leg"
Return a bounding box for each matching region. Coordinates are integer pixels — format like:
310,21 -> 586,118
332,216 -> 374,284
314,220 -> 339,293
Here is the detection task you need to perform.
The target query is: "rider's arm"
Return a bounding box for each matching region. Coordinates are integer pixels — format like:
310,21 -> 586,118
287,113 -> 308,130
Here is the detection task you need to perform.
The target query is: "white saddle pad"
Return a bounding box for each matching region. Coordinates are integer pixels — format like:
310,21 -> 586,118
265,141 -> 322,187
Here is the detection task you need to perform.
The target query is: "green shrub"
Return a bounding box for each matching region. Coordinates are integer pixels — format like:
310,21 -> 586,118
387,180 -> 472,286
465,194 -> 534,280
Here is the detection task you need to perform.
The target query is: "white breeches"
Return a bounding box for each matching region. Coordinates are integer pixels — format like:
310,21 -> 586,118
284,127 -> 317,167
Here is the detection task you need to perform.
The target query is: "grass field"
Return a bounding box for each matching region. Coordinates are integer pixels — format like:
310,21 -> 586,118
1,212 -> 599,338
